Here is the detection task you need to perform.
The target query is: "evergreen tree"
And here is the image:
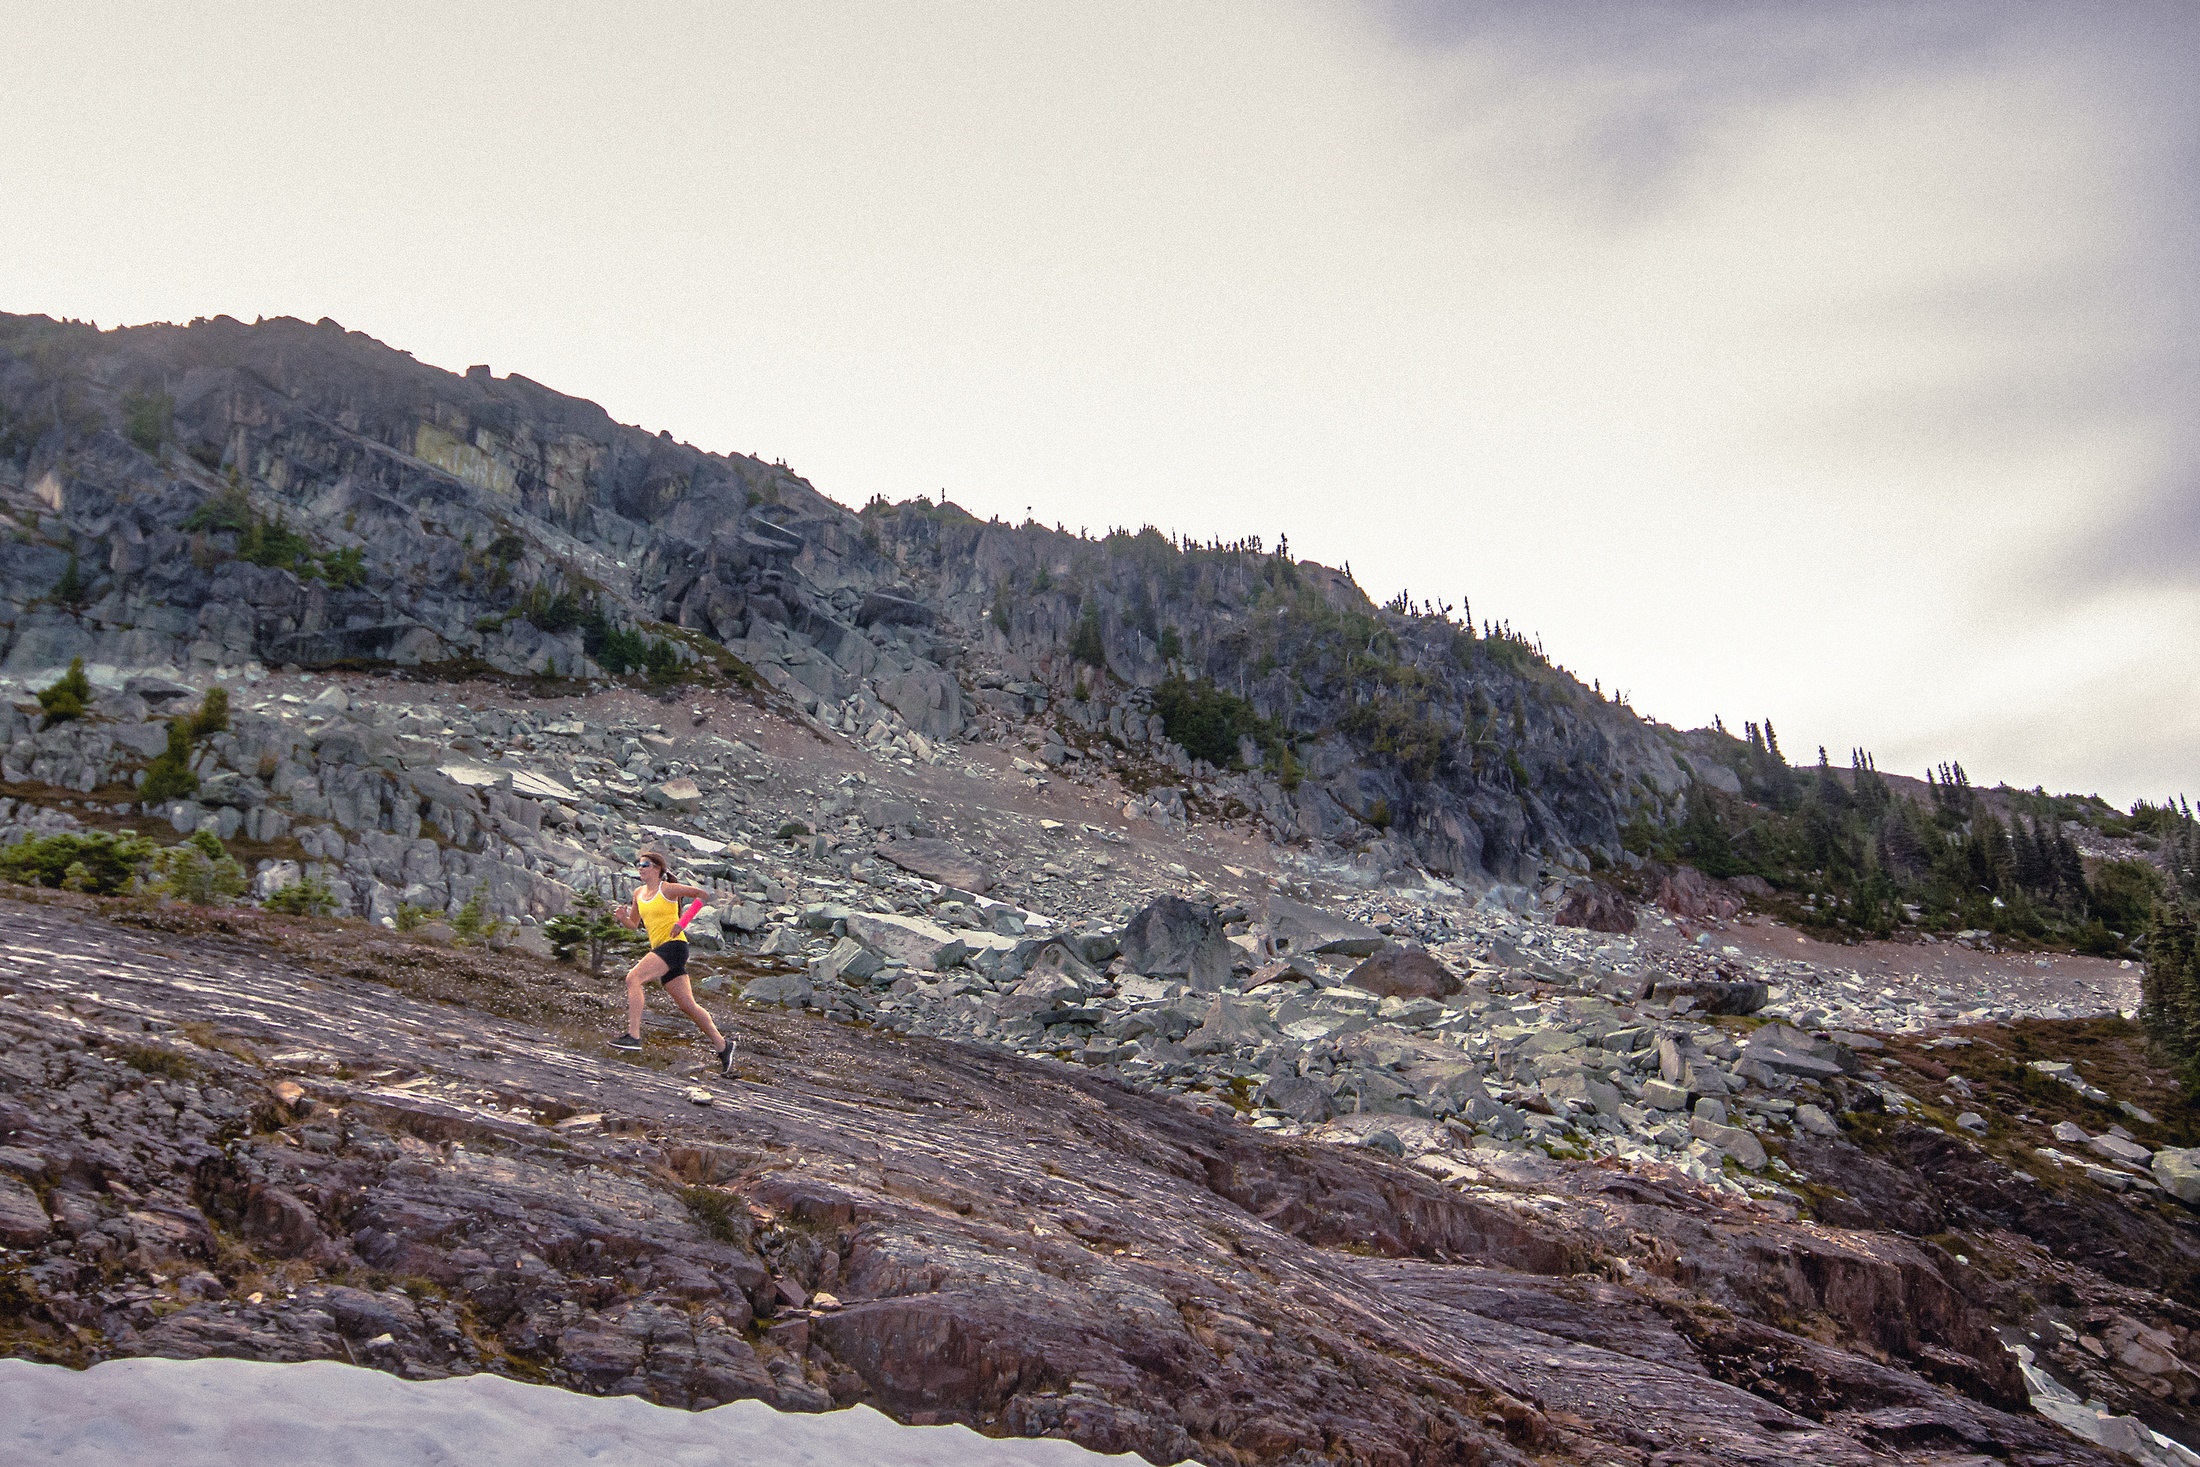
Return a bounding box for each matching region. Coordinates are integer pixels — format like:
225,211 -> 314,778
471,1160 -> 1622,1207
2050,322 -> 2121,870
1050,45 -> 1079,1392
2011,817 -> 2045,896
1815,746 -> 1851,811
2141,900 -> 2199,1063
1880,806 -> 1930,878
2053,826 -> 2088,907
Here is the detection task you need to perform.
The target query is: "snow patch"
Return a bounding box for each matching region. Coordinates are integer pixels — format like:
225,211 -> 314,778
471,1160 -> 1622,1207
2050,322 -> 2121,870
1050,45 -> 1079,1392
0,1357 -> 1179,1467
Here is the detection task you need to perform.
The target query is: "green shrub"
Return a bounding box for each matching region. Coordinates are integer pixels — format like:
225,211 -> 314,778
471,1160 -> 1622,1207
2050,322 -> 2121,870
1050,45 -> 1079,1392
524,586 -> 582,633
185,686 -> 230,739
449,885 -> 496,943
0,830 -> 156,893
1150,675 -> 1279,770
35,658 -> 91,725
582,605 -> 683,680
643,638 -> 683,685
183,484 -> 358,585
543,893 -> 644,975
51,554 -> 86,607
263,876 -> 337,916
115,1043 -> 195,1080
2090,857 -> 2165,936
1158,626 -> 1183,661
1068,605 -> 1106,668
2073,919 -> 2126,957
239,511 -> 317,571
139,721 -> 200,804
317,545 -> 367,589
394,903 -> 430,933
1338,695 -> 1448,781
122,392 -> 171,454
182,483 -> 254,534
680,1185 -> 751,1244
150,833 -> 248,903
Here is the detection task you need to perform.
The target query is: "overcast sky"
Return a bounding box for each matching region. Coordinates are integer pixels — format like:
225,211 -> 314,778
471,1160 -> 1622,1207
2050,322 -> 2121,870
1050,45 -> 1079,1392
6,2 -> 2196,806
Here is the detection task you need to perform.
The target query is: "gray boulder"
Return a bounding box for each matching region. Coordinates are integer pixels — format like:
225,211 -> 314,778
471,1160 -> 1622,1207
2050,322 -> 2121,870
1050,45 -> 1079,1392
742,972 -> 814,1007
1335,1067 -> 1422,1117
1691,1115 -> 1768,1169
1257,1074 -> 1334,1124
1642,977 -> 1768,1016
1553,883 -> 1636,934
1793,1103 -> 1840,1137
811,937 -> 881,985
876,837 -> 992,893
1264,895 -> 1384,958
1741,1024 -> 1854,1079
1016,939 -> 1102,995
2153,1147 -> 2200,1206
1344,944 -> 1460,999
844,911 -> 969,970
2088,1133 -> 2152,1168
1184,997 -> 1281,1055
1121,896 -> 1234,992
0,1175 -> 51,1246
758,926 -> 807,957
1541,1069 -> 1622,1116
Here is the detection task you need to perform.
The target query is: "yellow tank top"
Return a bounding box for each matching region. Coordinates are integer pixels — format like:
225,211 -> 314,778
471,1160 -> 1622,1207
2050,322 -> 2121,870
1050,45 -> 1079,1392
636,888 -> 683,946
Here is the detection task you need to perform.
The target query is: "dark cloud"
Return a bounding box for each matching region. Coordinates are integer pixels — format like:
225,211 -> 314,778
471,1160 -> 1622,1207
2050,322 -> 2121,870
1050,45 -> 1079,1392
1371,1 -> 2200,221
2073,453 -> 2200,592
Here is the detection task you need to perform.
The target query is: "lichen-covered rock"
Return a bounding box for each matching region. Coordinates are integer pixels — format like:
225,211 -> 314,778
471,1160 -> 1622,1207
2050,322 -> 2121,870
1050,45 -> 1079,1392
2155,1147 -> 2200,1206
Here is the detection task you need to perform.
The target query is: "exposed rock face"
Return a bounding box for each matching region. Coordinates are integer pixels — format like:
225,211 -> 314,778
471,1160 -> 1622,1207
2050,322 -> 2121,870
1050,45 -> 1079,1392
0,313 -> 1700,883
0,896 -> 2144,1465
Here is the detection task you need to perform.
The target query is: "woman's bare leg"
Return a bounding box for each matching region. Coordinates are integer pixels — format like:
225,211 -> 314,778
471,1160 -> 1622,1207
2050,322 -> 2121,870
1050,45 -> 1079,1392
663,975 -> 727,1051
623,950 -> 669,1038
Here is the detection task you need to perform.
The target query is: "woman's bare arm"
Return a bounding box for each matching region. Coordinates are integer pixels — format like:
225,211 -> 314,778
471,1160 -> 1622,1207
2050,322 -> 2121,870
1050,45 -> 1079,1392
613,890 -> 641,928
660,882 -> 709,902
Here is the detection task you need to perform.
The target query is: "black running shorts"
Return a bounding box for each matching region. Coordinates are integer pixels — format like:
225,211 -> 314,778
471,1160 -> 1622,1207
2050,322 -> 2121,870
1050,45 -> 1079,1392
652,939 -> 690,983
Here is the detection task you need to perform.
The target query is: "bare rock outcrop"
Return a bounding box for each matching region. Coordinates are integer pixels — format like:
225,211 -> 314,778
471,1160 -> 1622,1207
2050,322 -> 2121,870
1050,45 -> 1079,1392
0,895 -> 2150,1466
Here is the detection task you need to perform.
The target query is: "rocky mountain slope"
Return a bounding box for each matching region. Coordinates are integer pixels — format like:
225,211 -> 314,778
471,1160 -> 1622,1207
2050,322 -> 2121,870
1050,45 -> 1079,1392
3,312 -> 2199,1465
0,311 -> 1694,884
2,889 -> 2194,1466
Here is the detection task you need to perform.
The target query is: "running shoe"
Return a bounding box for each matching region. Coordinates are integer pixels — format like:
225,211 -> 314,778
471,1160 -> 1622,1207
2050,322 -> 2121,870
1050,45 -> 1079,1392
609,1033 -> 642,1053
717,1038 -> 738,1076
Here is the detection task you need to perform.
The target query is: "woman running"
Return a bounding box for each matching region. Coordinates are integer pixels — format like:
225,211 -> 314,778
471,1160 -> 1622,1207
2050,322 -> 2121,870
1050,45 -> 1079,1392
609,850 -> 736,1075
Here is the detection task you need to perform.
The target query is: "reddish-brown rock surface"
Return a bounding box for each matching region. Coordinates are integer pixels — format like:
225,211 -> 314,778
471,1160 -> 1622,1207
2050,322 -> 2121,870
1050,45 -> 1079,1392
0,895 -> 2136,1464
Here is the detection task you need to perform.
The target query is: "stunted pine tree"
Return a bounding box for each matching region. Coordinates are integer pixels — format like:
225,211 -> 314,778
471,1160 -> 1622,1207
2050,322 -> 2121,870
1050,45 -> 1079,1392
2142,900 -> 2199,1066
